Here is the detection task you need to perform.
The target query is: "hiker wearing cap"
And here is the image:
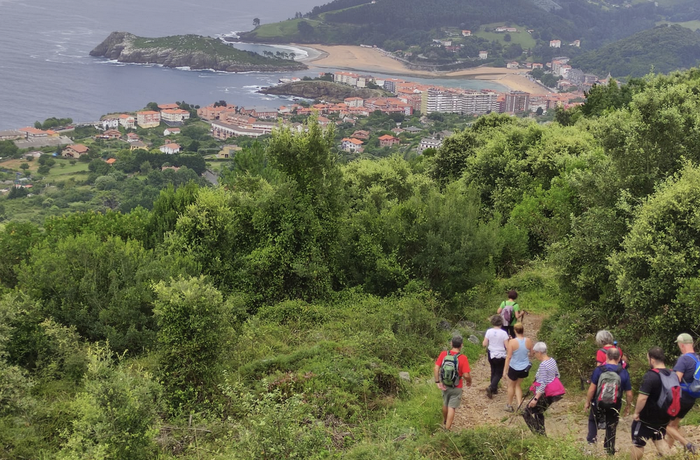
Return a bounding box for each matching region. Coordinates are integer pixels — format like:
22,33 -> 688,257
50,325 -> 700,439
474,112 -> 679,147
630,346 -> 673,460
497,290 -> 523,338
584,347 -> 633,456
434,335 -> 472,430
503,322 -> 533,412
522,342 -> 565,436
483,315 -> 509,399
665,333 -> 699,454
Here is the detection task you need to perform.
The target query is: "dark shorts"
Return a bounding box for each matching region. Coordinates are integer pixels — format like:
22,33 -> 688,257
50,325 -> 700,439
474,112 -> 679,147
631,420 -> 666,448
508,366 -> 530,381
671,396 -> 697,420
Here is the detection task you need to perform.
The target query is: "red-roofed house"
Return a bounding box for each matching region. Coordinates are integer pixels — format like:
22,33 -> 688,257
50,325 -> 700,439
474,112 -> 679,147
158,103 -> 179,110
164,127 -> 181,136
62,144 -> 89,158
119,114 -> 136,129
378,134 -> 400,148
159,143 -> 181,154
341,138 -> 364,153
105,158 -> 117,165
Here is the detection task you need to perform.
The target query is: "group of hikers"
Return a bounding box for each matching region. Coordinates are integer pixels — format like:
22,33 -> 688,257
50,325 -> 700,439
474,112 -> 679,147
434,290 -> 700,458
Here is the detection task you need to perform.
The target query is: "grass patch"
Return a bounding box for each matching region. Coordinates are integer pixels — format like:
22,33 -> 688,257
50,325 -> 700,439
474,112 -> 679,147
656,20 -> 700,31
473,24 -> 537,49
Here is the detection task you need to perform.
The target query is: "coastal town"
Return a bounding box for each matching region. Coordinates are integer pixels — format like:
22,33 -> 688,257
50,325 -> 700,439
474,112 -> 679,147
0,52 -> 597,170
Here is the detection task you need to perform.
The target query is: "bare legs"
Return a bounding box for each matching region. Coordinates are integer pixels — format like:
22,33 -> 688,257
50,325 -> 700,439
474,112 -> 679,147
507,377 -> 524,407
442,406 -> 457,429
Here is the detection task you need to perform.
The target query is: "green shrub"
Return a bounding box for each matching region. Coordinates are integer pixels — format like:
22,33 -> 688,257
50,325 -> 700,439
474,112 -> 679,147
153,276 -> 227,414
58,344 -> 161,460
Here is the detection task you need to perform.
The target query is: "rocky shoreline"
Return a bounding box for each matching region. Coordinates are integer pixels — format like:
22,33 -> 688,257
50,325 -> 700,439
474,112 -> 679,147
90,32 -> 307,73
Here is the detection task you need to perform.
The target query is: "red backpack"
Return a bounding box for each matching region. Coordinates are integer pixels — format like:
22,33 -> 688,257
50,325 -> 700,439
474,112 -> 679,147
653,368 -> 682,417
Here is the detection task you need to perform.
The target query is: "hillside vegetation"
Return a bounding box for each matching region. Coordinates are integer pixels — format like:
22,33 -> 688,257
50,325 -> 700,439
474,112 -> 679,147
571,24 -> 700,77
259,80 -> 390,101
243,0 -> 658,50
5,68 -> 700,457
90,32 -> 307,72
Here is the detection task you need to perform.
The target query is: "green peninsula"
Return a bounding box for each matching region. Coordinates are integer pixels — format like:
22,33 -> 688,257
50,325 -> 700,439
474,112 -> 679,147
260,80 -> 390,102
90,32 -> 307,72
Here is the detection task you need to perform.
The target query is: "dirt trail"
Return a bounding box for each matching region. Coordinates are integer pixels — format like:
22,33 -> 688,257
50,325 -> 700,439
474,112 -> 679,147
451,314 -> 700,458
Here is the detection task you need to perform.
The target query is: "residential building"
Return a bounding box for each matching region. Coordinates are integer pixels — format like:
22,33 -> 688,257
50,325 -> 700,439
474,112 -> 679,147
418,137 -> 442,153
127,133 -> 141,143
160,143 -> 181,154
344,97 -> 364,107
105,158 -> 117,165
210,121 -> 264,139
341,138 -> 364,153
100,117 -> 120,130
197,104 -> 236,120
378,134 -> 400,148
479,51 -> 488,59
0,130 -> 25,141
158,103 -> 179,110
119,114 -> 136,129
421,88 -> 497,115
462,30 -> 471,37
549,39 -> 561,48
218,144 -> 242,158
160,108 -> 190,124
136,111 -> 161,128
164,127 -> 181,136
98,129 -> 122,140
571,40 -> 581,47
62,144 -> 89,158
504,91 -> 530,113
507,61 -> 519,69
351,130 -> 370,140
130,141 -> 148,151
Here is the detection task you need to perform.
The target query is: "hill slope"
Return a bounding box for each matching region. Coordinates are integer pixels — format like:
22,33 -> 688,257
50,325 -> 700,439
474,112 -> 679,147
241,0 -> 657,50
570,24 -> 700,78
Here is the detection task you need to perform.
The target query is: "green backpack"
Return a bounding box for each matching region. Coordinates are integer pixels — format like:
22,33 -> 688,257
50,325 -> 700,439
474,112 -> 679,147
440,353 -> 461,387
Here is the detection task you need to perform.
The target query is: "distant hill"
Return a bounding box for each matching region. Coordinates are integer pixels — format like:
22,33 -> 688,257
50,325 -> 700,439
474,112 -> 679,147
569,24 -> 700,78
241,0 -> 659,50
90,32 -> 307,72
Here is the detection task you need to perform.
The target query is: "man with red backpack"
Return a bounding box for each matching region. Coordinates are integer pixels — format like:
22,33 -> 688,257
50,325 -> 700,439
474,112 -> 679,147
665,333 -> 699,454
584,347 -> 633,455
631,346 -> 678,460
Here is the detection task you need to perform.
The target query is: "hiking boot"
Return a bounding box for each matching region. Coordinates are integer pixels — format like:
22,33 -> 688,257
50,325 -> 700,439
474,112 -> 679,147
486,387 -> 493,399
686,443 -> 697,454
505,404 -> 514,412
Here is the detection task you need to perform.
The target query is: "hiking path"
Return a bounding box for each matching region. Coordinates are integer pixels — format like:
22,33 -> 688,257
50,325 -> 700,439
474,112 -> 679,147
451,313 -> 700,458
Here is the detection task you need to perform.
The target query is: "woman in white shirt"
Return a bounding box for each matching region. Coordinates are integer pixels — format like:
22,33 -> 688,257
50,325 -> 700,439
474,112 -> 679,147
482,315 -> 510,399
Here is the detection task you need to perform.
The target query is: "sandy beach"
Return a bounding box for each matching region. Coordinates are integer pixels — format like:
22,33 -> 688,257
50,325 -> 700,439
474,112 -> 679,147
302,44 -> 550,95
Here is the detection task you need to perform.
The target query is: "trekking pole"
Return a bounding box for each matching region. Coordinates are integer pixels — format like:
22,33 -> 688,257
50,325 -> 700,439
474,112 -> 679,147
507,389 -> 533,425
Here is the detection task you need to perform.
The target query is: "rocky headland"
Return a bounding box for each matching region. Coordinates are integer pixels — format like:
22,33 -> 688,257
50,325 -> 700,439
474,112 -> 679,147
90,32 -> 307,72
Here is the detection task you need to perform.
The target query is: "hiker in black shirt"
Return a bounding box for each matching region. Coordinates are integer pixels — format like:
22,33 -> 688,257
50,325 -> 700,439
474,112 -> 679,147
630,347 -> 671,460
